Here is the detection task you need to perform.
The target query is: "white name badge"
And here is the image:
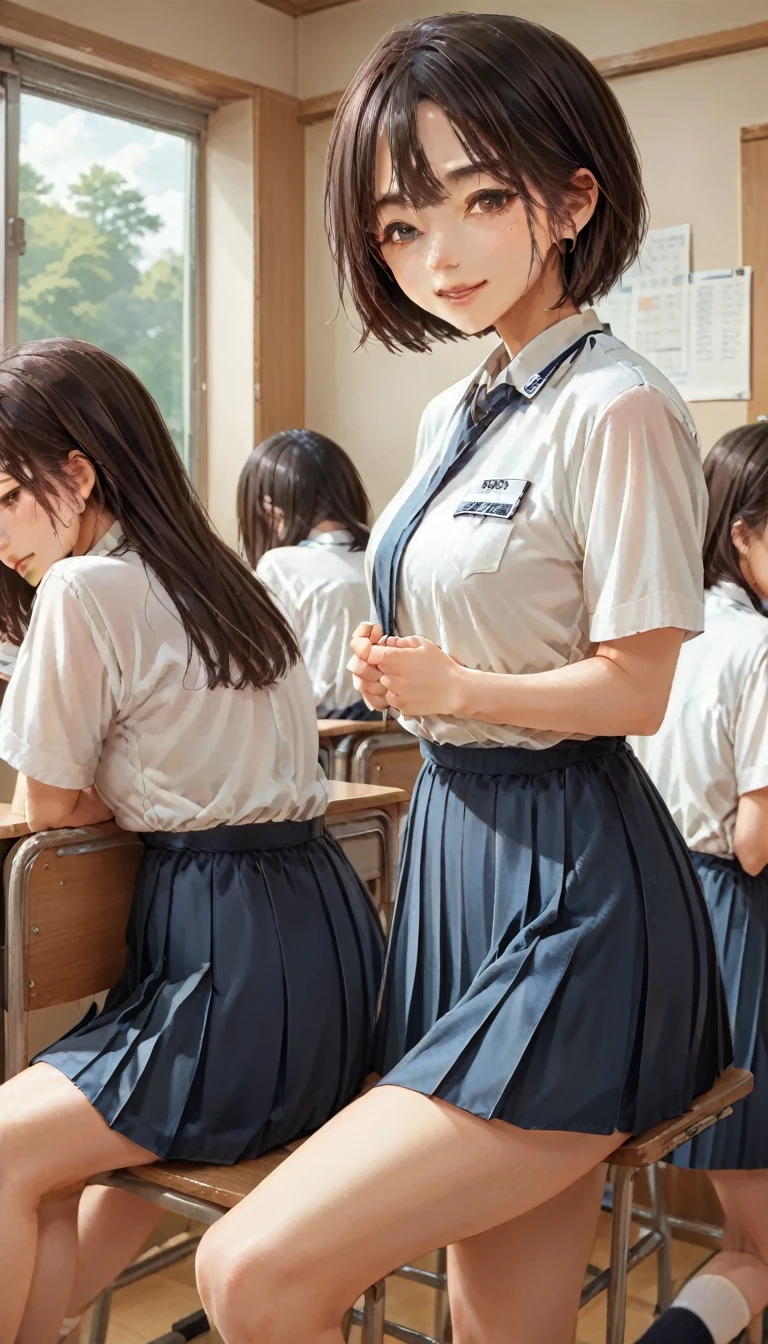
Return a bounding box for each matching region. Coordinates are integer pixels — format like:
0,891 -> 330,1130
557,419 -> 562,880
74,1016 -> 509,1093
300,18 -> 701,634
454,476 -> 530,520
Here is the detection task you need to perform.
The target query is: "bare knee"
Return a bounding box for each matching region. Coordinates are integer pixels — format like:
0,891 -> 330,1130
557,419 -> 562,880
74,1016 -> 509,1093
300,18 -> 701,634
0,1118 -> 70,1210
197,1220 -> 335,1344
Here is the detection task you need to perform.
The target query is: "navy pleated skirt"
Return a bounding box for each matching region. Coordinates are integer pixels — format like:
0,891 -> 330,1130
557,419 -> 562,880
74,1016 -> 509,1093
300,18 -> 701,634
375,737 -> 731,1136
671,852 -> 768,1170
35,818 -> 385,1163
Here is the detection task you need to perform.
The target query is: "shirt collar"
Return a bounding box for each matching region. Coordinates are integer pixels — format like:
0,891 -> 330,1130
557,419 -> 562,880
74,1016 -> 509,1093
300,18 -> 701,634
304,528 -> 355,548
88,521 -> 125,558
710,580 -> 760,613
479,309 -> 604,400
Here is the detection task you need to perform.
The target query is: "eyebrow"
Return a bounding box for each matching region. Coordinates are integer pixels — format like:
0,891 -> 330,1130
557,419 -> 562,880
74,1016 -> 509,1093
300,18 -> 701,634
376,162 -> 483,209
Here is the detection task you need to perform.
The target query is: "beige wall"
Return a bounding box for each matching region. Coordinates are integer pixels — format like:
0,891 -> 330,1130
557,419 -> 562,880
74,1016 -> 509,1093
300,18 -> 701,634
302,2 -> 768,513
206,100 -> 255,547
298,0 -> 768,98
13,0 -> 297,94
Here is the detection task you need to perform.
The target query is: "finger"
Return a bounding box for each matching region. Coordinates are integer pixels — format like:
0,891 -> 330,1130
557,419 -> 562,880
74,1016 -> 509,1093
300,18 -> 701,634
368,645 -> 408,671
348,655 -> 383,684
353,675 -> 387,702
352,622 -> 375,641
350,636 -> 373,661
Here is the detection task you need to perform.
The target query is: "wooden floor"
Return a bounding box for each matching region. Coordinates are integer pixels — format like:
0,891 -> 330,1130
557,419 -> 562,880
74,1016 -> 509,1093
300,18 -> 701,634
76,1212 -> 714,1344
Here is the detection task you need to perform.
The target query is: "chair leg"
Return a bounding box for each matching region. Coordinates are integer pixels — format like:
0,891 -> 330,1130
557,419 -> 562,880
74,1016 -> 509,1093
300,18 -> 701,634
434,1247 -> 451,1342
361,1280 -> 386,1344
647,1162 -> 673,1312
86,1289 -> 114,1344
607,1166 -> 636,1344
341,1307 -> 354,1342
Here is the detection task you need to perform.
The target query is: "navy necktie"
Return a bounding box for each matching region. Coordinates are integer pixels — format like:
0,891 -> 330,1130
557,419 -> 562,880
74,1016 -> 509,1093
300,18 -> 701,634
371,331 -> 594,635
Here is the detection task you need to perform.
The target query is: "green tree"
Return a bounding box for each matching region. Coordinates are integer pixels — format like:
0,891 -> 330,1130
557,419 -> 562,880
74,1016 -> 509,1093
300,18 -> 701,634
17,160 -> 185,454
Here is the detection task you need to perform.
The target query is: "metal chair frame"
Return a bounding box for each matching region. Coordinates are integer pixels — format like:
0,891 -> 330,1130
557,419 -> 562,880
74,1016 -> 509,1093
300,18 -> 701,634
1,810 -> 402,1344
2,823 -> 751,1344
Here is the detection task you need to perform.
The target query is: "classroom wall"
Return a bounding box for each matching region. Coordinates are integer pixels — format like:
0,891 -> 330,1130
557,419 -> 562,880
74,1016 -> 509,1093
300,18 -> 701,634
206,100 -> 255,548
12,0 -> 297,95
301,1 -> 768,514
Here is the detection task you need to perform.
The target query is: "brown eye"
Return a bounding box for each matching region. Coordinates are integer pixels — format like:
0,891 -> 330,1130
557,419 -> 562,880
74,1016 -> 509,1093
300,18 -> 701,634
470,190 -> 515,215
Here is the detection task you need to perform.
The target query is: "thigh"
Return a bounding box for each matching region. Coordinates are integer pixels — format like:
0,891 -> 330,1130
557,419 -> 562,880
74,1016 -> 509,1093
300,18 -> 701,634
200,1082 -> 625,1316
710,1170 -> 768,1258
0,1063 -> 157,1196
446,1164 -> 607,1344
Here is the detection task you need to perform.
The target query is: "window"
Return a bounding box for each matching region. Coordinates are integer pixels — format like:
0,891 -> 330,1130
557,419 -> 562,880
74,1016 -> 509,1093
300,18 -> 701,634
0,53 -> 207,477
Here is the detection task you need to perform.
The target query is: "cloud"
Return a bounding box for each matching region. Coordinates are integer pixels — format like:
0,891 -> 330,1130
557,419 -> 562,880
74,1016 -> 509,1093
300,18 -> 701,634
24,108 -> 91,163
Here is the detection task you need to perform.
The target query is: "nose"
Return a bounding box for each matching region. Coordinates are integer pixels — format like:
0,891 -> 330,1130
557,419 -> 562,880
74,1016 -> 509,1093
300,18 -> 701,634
426,227 -> 460,275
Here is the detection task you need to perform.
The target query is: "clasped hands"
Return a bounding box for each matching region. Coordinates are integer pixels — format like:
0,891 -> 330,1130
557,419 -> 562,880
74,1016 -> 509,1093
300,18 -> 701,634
347,623 -> 468,717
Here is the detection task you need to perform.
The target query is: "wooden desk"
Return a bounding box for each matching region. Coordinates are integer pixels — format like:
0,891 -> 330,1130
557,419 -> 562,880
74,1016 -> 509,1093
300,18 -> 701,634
0,805 -> 28,839
327,780 -> 408,815
317,719 -> 388,740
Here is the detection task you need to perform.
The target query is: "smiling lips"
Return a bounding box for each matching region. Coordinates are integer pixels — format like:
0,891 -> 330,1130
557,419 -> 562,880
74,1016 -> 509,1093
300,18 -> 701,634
13,556 -> 31,574
437,280 -> 487,305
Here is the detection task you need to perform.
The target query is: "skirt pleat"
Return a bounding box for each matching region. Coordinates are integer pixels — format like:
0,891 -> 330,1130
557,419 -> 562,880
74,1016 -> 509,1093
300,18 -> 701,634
35,822 -> 385,1163
670,852 -> 768,1170
375,738 -> 730,1136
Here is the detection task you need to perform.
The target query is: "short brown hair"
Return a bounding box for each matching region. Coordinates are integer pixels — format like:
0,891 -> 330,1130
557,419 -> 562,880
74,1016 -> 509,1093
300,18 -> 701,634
326,12 -> 648,353
704,424 -> 768,610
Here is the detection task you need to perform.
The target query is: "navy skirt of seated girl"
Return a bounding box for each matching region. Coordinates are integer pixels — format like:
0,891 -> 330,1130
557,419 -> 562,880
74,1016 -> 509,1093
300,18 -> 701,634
35,818 -> 385,1162
670,851 -> 768,1170
375,737 -> 731,1136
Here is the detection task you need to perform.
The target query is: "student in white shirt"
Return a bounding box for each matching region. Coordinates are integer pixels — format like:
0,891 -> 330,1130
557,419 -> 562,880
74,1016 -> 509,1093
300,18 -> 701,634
0,339 -> 384,1344
237,429 -> 379,720
632,426 -> 768,1344
195,16 -> 729,1344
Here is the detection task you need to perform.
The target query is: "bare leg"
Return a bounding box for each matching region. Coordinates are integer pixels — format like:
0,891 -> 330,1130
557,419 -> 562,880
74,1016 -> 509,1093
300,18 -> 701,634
16,1185 -> 165,1343
701,1171 -> 768,1322
16,1191 -> 82,1344
67,1187 -> 165,1314
196,1083 -> 625,1344
447,1163 -> 607,1344
0,1062 -> 157,1344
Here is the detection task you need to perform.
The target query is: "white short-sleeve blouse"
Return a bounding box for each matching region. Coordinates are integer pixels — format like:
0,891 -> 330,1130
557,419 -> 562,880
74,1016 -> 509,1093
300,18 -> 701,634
633,582 -> 768,856
367,310 -> 707,749
257,529 -> 370,715
0,527 -> 327,830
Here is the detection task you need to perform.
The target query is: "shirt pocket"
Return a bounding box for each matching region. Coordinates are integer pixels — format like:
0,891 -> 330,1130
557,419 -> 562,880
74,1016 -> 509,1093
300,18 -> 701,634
446,516 -> 513,579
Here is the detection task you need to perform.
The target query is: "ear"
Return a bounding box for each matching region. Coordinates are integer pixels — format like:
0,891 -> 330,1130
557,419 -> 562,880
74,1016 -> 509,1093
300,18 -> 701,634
731,517 -> 750,557
62,450 -> 97,512
560,168 -> 599,245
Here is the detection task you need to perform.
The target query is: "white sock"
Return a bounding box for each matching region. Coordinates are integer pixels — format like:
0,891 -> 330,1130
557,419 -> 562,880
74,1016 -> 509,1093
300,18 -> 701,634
59,1317 -> 82,1339
674,1275 -> 751,1344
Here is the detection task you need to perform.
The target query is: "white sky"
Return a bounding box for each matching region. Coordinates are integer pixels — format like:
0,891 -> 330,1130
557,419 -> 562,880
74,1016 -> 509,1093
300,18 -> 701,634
20,93 -> 187,269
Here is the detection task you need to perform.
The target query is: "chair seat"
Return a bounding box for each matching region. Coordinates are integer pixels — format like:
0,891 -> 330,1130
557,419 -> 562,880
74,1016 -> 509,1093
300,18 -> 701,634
612,1066 -> 753,1167
127,1139 -> 307,1210
118,1074 -> 380,1211
118,1068 -> 753,1216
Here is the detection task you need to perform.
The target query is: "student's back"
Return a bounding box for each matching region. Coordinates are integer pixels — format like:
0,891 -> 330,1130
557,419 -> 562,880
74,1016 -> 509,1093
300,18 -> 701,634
239,430 -> 378,719
257,529 -> 368,717
8,533 -> 325,829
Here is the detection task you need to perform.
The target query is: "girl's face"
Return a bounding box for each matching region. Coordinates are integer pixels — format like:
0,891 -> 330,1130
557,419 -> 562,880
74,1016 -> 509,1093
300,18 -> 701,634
374,102 -> 597,349
0,452 -> 96,587
733,517 -> 768,602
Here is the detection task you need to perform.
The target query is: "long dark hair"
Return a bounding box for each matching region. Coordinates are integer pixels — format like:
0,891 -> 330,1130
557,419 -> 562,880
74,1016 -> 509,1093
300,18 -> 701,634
703,424 -> 768,612
237,429 -> 371,567
326,12 -> 648,353
0,338 -> 299,687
